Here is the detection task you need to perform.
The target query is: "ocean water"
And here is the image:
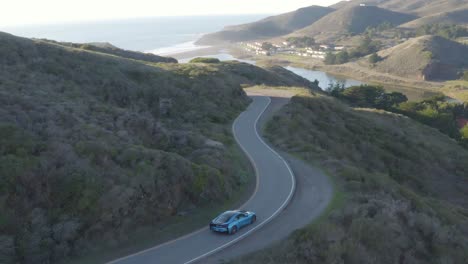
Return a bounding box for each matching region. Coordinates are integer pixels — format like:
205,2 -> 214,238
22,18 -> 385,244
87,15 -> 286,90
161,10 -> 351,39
0,15 -> 268,54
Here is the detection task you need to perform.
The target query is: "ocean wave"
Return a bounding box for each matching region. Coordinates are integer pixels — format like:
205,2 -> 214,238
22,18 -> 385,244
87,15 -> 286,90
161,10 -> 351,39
147,41 -> 210,56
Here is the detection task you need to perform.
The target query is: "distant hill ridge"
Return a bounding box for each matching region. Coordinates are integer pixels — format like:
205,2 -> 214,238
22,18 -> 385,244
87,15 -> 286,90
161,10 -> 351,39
399,8 -> 468,28
365,35 -> 468,80
331,0 -> 468,16
288,5 -> 416,41
196,5 -> 334,44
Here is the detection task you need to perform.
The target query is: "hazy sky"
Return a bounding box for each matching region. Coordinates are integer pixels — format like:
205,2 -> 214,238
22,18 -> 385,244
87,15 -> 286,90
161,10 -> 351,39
2,0 -> 343,26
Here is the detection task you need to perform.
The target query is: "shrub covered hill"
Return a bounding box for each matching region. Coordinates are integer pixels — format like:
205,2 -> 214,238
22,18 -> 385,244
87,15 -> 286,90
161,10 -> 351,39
359,35 -> 468,80
196,5 -> 334,45
289,5 -> 416,42
234,92 -> 468,264
41,39 -> 179,63
0,32 -> 318,263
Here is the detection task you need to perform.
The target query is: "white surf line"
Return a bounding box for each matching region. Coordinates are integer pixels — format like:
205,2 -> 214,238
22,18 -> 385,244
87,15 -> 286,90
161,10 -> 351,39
107,96 -> 264,264
183,96 -> 297,264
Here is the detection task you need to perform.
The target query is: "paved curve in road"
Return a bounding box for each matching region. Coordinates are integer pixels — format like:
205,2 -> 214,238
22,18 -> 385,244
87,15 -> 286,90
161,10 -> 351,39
109,96 -> 332,264
109,96 -> 295,264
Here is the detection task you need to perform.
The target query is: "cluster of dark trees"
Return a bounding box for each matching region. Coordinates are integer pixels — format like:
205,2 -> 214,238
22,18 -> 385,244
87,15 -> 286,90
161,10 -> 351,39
324,50 -> 350,65
189,57 -> 221,63
416,23 -> 468,39
324,36 -> 381,65
364,21 -> 394,37
286,36 -> 316,48
327,84 -> 468,146
326,84 -> 408,109
398,95 -> 468,142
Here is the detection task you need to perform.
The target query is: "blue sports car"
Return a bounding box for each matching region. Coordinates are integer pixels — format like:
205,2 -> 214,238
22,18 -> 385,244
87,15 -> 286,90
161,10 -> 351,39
209,210 -> 257,234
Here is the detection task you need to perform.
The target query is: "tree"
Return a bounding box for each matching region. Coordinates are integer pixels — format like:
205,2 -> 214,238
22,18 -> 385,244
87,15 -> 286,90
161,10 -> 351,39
378,92 -> 408,109
461,125 -> 468,140
324,52 -> 337,65
261,42 -> 274,51
335,51 -> 349,64
286,36 -> 315,48
350,36 -> 381,59
463,71 -> 468,81
369,53 -> 382,64
189,57 -> 220,63
326,82 -> 345,97
342,85 -> 386,108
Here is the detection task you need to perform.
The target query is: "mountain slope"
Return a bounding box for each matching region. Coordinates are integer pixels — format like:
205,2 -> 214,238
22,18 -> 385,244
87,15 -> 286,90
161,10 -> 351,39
399,8 -> 468,28
332,0 -> 468,16
364,35 -> 468,80
196,5 -> 334,44
0,32 -> 318,263
289,5 -> 416,41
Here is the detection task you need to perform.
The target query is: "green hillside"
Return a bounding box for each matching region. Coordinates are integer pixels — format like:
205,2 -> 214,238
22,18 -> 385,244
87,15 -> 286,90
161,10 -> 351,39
0,32 -> 317,263
233,92 -> 468,264
399,8 -> 468,28
362,35 -> 468,80
196,5 -> 334,45
332,0 -> 468,16
290,5 -> 416,42
41,39 -> 178,63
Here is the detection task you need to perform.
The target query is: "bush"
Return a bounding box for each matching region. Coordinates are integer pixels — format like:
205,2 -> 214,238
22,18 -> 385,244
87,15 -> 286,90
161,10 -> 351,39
461,124 -> 468,140
324,51 -> 349,65
462,71 -> 468,81
329,85 -> 407,109
416,23 -> 468,39
369,52 -> 382,64
189,57 -> 221,63
286,36 -> 315,48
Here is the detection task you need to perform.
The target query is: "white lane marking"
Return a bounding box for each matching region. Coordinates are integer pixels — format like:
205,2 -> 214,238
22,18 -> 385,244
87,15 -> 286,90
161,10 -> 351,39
183,96 -> 297,264
107,97 -> 263,264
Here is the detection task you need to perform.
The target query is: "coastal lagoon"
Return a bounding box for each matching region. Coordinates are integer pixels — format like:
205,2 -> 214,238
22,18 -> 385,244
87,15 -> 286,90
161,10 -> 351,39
285,66 -> 363,90
179,53 -> 363,91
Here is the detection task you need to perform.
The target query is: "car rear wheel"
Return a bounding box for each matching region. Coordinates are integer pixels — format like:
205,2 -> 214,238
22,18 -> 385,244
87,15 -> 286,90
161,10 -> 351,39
230,226 -> 237,235
251,215 -> 256,224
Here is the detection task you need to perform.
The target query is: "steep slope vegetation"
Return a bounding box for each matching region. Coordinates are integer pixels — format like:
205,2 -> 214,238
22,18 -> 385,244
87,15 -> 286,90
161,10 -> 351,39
234,93 -> 468,264
290,5 -> 416,42
363,35 -> 468,80
399,8 -> 468,28
196,5 -> 334,44
0,32 -> 317,263
41,39 -> 178,63
332,0 -> 468,16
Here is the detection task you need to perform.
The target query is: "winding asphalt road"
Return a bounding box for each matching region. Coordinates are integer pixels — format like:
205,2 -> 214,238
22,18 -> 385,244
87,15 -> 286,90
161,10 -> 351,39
109,96 -> 332,264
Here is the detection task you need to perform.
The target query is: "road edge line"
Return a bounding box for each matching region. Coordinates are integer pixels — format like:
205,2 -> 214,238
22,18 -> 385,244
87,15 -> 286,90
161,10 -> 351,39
183,96 -> 297,264
107,97 -> 263,264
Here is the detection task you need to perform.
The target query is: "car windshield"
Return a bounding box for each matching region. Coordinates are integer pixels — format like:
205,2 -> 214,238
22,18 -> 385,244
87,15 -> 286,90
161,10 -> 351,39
216,211 -> 236,222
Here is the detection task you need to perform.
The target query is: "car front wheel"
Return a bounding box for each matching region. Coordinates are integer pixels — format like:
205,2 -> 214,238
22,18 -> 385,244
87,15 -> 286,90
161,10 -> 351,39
230,226 -> 237,235
251,215 -> 256,224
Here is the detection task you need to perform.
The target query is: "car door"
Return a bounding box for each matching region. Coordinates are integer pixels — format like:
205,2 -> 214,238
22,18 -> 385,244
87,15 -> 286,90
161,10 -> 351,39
238,213 -> 248,227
